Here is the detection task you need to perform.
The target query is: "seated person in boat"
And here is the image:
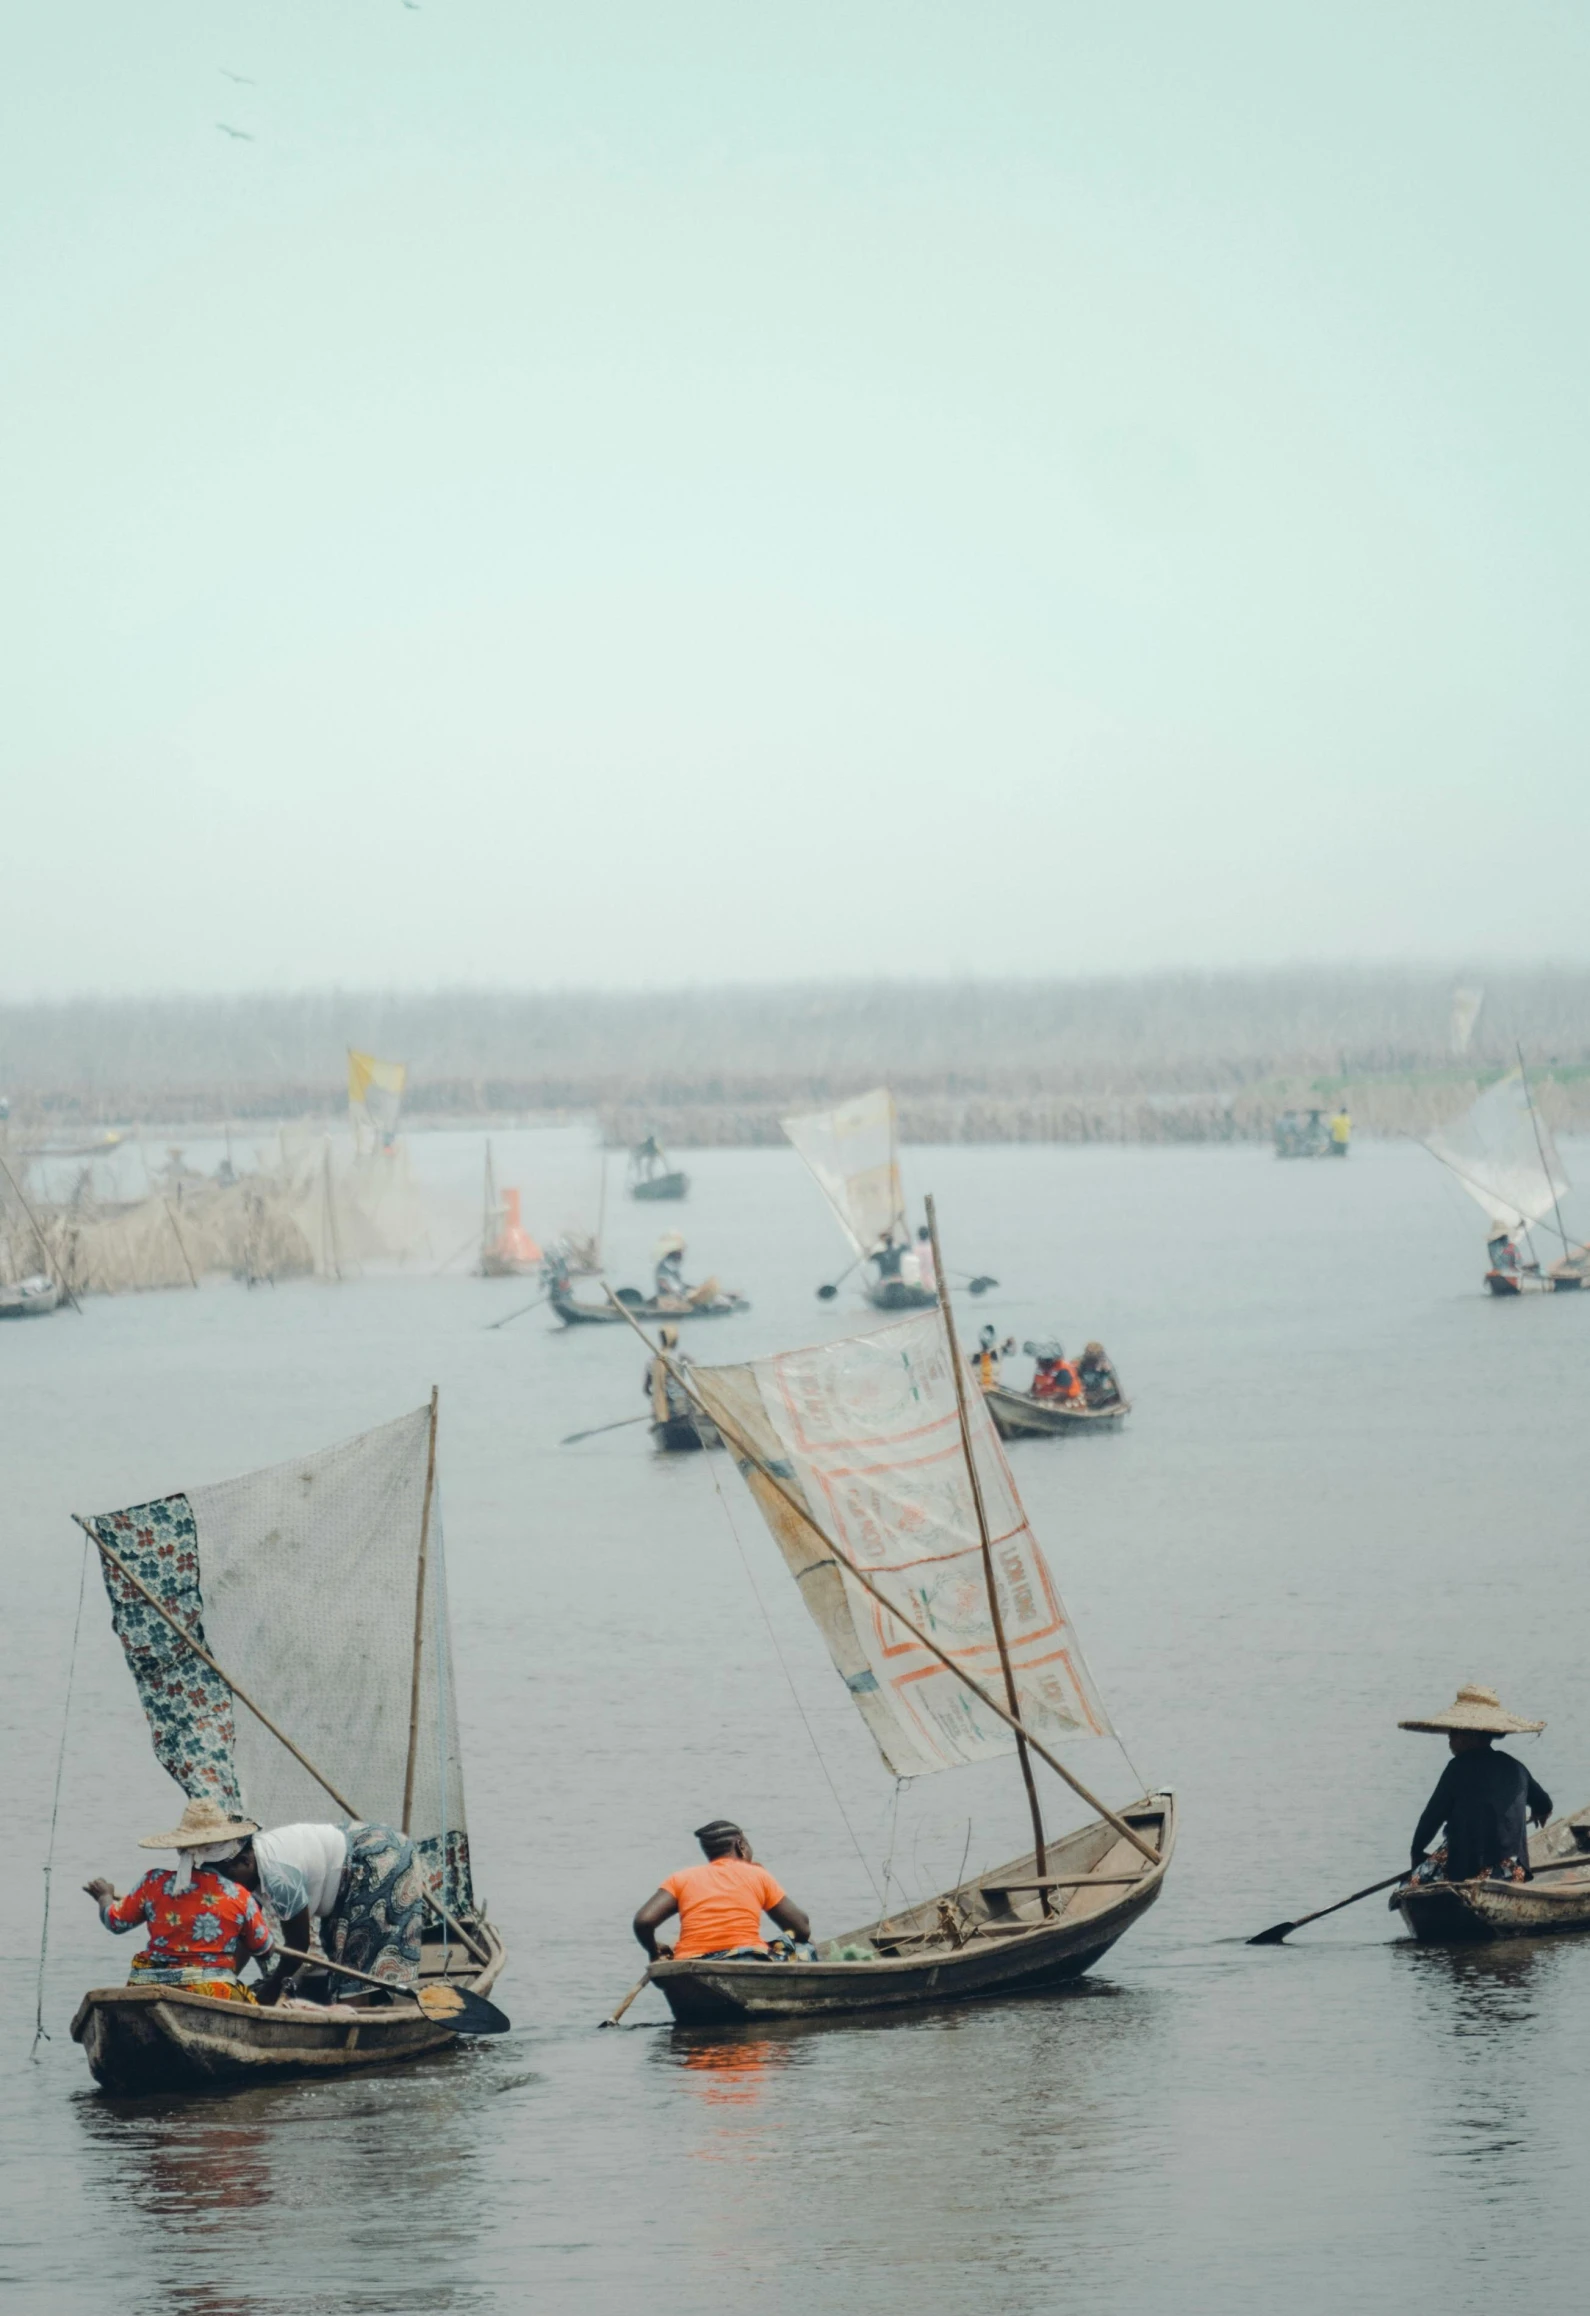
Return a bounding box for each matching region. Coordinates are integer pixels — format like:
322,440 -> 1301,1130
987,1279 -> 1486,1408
653,1233 -> 688,1304
83,1795 -> 272,2001
1400,1686 -> 1552,1884
1078,1342 -> 1122,1407
1485,1228 -> 1537,1278
1028,1342 -> 1083,1402
227,1821 -> 426,2002
871,1234 -> 906,1283
975,1324 -> 1003,1388
633,1820 -> 815,1964
646,1324 -> 693,1424
914,1225 -> 937,1292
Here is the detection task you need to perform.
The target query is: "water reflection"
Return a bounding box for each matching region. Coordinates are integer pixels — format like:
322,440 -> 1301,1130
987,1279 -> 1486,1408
659,2031 -> 799,2108
1396,1938 -> 1557,2196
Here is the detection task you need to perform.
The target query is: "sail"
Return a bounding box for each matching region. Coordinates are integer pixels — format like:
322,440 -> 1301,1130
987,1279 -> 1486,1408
348,1048 -> 407,1144
1450,987 -> 1485,1056
781,1088 -> 907,1258
86,1407 -> 473,1914
1426,1071 -> 1570,1233
690,1313 -> 1113,1779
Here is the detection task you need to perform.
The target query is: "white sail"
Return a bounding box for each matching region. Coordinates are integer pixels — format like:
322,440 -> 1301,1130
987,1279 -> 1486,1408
690,1313 -> 1113,1780
1426,1070 -> 1570,1233
88,1406 -> 473,1914
781,1087 -> 907,1259
1450,986 -> 1485,1056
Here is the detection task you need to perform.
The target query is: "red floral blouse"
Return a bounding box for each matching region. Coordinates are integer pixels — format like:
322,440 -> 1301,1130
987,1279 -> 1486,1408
100,1868 -> 274,1972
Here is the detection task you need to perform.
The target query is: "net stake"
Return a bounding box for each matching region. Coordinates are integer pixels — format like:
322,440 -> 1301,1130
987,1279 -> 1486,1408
401,1386 -> 440,1834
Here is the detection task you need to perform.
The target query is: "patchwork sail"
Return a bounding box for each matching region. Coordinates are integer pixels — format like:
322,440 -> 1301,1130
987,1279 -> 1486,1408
690,1311 -> 1112,1780
1426,1071 -> 1570,1234
781,1087 -> 908,1258
86,1406 -> 473,1915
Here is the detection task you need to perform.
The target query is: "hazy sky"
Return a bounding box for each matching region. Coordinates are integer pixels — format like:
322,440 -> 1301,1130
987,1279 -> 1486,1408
6,3 -> 1589,993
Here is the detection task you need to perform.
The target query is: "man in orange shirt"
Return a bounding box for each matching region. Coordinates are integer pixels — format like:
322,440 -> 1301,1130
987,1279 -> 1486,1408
633,1820 -> 813,1963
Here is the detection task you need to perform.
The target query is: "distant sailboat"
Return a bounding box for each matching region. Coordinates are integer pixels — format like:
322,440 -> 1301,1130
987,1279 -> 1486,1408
478,1144 -> 541,1277
782,1087 -> 941,1307
1425,1067 -> 1586,1294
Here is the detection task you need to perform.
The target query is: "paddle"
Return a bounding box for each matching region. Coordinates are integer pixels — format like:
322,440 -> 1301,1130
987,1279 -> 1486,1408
486,1290 -> 549,1332
560,1413 -> 651,1446
816,1255 -> 862,1301
598,1968 -> 652,2027
1248,1870 -> 1409,1945
270,1944 -> 510,2032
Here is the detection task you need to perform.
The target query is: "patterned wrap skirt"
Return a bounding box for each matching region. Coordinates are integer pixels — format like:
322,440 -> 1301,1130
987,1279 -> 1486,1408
326,1822 -> 425,1995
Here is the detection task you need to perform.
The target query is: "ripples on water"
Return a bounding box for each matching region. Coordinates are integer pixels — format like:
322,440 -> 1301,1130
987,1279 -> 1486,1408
5,1133 -> 1590,2312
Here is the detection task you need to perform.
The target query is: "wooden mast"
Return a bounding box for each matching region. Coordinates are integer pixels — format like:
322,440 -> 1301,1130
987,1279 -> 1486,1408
401,1386 -> 441,1834
926,1193 -> 1047,1883
602,1290 -> 1159,1864
1517,1042 -> 1573,1259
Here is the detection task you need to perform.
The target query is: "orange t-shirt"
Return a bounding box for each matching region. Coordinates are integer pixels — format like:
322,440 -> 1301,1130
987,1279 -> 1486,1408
660,1856 -> 786,1959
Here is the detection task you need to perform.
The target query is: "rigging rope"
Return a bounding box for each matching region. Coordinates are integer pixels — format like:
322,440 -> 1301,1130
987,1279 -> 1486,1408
700,1442 -> 885,1910
32,1535 -> 90,2059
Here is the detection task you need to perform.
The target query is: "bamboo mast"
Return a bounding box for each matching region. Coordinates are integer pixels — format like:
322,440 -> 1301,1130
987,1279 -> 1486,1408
72,1510 -> 491,1966
602,1291 -> 1159,1864
401,1387 -> 441,1834
925,1193 -> 1047,1883
1517,1043 -> 1573,1257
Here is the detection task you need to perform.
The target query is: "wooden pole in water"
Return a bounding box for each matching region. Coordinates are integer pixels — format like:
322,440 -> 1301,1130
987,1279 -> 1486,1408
163,1197 -> 199,1289
401,1386 -> 441,1835
925,1193 -> 1048,1885
72,1509 -> 492,1966
601,1292 -> 1160,1864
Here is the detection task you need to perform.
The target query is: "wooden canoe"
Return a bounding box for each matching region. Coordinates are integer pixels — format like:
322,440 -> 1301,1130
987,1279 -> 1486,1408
983,1382 -> 1130,1439
0,1275 -> 62,1318
631,1171 -> 689,1201
649,1796 -> 1173,2024
863,1278 -> 938,1311
1392,1809 -> 1590,1943
71,1919 -> 507,2094
551,1287 -> 749,1327
651,1411 -> 722,1451
1484,1269 -> 1583,1296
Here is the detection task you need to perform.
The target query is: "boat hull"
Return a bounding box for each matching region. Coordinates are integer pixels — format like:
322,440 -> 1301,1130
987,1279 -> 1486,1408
632,1173 -> 689,1201
863,1280 -> 937,1311
984,1383 -> 1129,1439
0,1276 -> 62,1318
1484,1270 -> 1582,1296
71,1922 -> 506,2094
1393,1810 -> 1590,1943
651,1797 -> 1173,2024
552,1291 -> 748,1327
651,1414 -> 722,1452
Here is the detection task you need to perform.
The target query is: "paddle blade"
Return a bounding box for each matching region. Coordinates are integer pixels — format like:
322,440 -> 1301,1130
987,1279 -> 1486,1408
817,1283 -> 838,1299
415,1984 -> 511,2033
1246,1922 -> 1296,1946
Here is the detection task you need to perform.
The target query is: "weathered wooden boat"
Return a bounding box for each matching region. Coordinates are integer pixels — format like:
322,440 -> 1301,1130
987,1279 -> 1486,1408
73,1920 -> 506,2093
1392,1808 -> 1590,1943
70,1396 -> 506,2095
782,1088 -> 986,1309
652,1796 -> 1173,2022
863,1274 -> 937,1311
1484,1265 -> 1584,1297
629,1137 -> 689,1201
0,1271 -> 62,1317
651,1410 -> 723,1452
1426,1065 -> 1583,1299
552,1284 -> 749,1327
654,1199 -> 1171,2029
984,1382 -> 1130,1438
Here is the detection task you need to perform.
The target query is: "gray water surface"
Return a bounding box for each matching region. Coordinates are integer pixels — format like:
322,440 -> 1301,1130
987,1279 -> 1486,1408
4,1135 -> 1588,2313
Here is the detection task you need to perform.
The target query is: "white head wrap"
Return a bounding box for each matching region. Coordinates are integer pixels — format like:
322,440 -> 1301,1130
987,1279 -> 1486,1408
172,1838 -> 244,1894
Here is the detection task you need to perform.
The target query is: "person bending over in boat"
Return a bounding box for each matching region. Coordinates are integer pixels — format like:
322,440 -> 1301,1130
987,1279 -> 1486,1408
1400,1686 -> 1552,1885
83,1795 -> 272,2003
1028,1342 -> 1082,1402
1078,1342 -> 1122,1408
633,1820 -> 816,1965
226,1821 -> 426,2003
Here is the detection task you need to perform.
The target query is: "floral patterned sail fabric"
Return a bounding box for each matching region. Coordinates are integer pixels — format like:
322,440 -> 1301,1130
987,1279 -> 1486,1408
85,1407 -> 474,1917
690,1313 -> 1114,1780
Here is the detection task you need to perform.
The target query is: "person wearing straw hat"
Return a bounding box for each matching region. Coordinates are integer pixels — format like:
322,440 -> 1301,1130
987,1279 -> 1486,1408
83,1794 -> 273,2001
1402,1686 -> 1553,1885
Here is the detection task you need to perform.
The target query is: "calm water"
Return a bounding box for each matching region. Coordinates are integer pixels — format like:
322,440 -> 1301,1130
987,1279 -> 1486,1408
5,1133 -> 1590,2314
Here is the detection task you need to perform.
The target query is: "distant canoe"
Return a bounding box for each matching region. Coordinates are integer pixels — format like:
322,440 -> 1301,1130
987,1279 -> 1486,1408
864,1278 -> 937,1311
651,1411 -> 722,1452
551,1287 -> 748,1327
1485,1265 -> 1587,1297
631,1170 -> 689,1202
0,1274 -> 62,1319
651,1795 -> 1174,2023
72,1921 -> 507,2093
1392,1810 -> 1590,1943
984,1382 -> 1130,1439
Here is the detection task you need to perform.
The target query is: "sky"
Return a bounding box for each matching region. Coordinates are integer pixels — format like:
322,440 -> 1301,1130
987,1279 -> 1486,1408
5,2 -> 1590,994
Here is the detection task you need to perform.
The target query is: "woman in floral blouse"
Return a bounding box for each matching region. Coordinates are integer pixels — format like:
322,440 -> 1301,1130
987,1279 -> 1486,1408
84,1795 -> 275,2000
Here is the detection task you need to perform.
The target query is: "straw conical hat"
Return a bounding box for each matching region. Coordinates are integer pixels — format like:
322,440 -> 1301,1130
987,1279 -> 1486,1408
139,1794 -> 260,1850
1398,1684 -> 1544,1736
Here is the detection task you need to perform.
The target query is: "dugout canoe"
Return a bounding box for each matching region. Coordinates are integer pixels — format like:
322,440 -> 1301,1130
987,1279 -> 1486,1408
1392,1808 -> 1590,1943
631,1170 -> 689,1202
71,1918 -> 508,2094
862,1277 -> 938,1311
0,1273 -> 62,1317
551,1286 -> 749,1326
651,1411 -> 723,1451
650,1796 -> 1173,2024
983,1382 -> 1130,1439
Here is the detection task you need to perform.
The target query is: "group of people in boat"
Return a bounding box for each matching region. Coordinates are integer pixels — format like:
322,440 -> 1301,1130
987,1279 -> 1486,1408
975,1327 -> 1123,1409
869,1225 -> 936,1294
1273,1104 -> 1352,1159
84,1796 -> 426,2009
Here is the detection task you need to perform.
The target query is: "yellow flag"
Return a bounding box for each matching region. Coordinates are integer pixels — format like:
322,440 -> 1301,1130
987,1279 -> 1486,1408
347,1049 -> 406,1138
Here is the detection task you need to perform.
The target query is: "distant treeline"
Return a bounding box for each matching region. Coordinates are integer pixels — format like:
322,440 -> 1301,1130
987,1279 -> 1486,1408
5,970 -> 1590,1139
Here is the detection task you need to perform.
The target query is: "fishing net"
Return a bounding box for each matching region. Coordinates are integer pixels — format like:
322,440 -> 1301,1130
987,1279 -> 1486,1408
692,1312 -> 1113,1780
87,1407 -> 474,1917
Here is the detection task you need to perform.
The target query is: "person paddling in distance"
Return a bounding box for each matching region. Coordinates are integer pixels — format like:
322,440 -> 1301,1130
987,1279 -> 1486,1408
633,1820 -> 816,1965
1401,1686 -> 1552,1886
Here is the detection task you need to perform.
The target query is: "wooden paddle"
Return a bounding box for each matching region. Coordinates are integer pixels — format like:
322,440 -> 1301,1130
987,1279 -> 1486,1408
598,1969 -> 652,2027
560,1413 -> 651,1446
271,1945 -> 510,2032
1248,1870 -> 1409,1945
